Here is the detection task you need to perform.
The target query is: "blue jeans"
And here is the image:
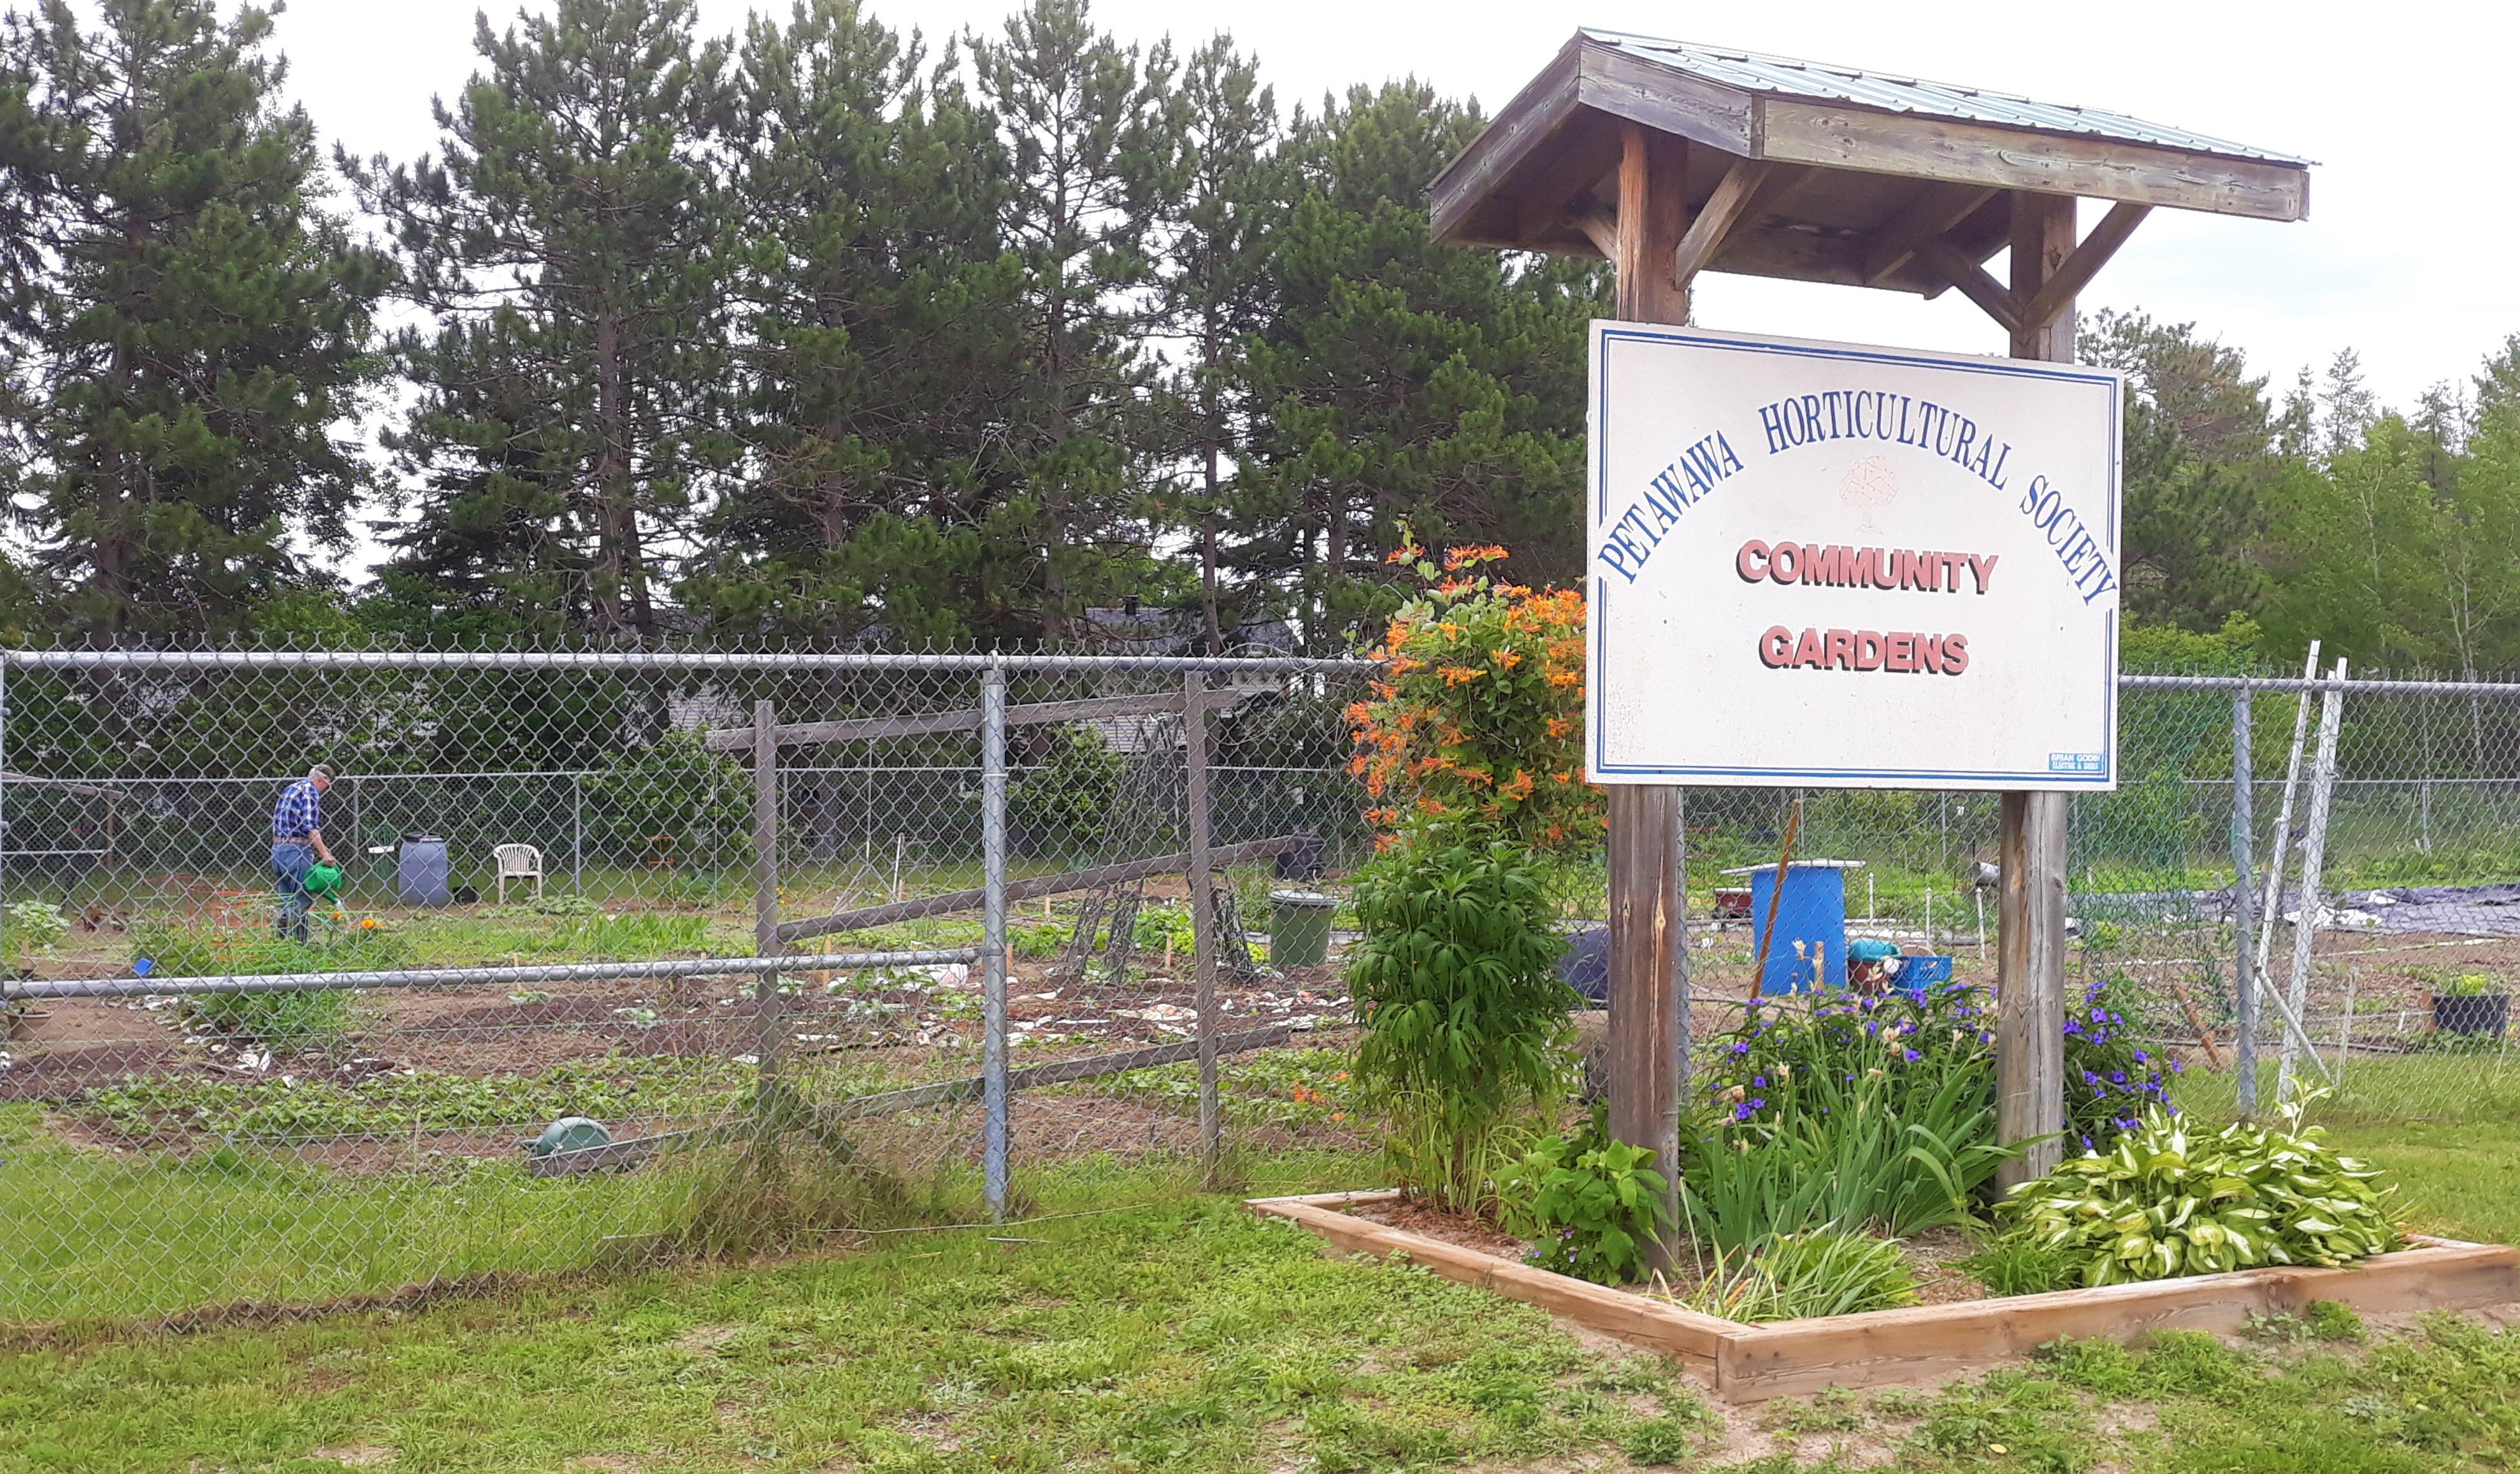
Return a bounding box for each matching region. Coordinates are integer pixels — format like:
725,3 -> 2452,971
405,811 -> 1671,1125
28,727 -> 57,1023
273,842 -> 315,942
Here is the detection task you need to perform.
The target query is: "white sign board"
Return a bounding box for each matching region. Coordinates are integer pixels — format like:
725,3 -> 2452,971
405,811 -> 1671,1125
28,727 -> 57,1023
1587,322 -> 2123,791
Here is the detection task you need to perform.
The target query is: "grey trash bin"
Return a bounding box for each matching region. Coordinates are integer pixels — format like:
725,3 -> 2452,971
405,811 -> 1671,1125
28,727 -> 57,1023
398,834 -> 451,907
1269,889 -> 1339,969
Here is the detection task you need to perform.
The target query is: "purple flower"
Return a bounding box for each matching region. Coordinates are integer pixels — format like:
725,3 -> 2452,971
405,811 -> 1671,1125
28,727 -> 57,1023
1734,1103 -> 1755,1121
2091,1007 -> 2106,1022
2109,1071 -> 2126,1084
2131,1050 -> 2149,1064
1731,1042 -> 1750,1055
1752,1075 -> 1768,1088
1903,1049 -> 1921,1063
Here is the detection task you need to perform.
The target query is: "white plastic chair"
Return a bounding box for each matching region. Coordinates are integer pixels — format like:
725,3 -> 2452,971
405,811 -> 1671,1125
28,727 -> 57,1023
493,843 -> 544,903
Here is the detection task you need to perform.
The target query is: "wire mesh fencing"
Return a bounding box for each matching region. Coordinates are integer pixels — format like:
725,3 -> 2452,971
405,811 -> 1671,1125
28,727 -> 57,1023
0,645 -> 1374,1324
8,644 -> 2520,1326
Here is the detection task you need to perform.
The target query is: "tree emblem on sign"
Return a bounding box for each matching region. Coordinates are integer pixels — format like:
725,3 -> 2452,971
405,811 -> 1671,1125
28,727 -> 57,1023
1841,455 -> 1899,532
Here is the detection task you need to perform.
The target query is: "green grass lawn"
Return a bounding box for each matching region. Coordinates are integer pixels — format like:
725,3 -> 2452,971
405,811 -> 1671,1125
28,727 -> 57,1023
8,1196 -> 2520,1473
7,1049 -> 2520,1471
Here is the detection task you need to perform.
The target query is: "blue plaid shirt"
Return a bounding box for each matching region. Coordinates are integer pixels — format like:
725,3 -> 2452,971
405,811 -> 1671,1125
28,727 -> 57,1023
273,778 -> 324,841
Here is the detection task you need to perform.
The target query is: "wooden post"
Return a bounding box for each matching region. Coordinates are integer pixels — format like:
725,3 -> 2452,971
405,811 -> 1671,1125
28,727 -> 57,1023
1184,672 -> 1221,1182
1995,192 -> 2076,1188
1605,119 -> 1692,1260
752,699 -> 783,1130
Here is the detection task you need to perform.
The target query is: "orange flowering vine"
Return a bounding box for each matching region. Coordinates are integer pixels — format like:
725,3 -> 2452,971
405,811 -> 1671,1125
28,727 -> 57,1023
1349,536 -> 1602,852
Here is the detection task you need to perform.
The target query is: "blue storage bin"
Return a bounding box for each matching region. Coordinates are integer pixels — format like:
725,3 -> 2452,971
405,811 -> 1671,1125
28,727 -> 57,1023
1746,862 -> 1850,994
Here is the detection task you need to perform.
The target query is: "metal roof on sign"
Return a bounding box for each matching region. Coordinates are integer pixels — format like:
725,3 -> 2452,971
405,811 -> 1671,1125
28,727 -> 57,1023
1582,30 -> 2310,166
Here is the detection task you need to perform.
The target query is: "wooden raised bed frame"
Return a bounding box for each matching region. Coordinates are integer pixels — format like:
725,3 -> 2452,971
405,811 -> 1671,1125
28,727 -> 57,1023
1250,1191 -> 2520,1401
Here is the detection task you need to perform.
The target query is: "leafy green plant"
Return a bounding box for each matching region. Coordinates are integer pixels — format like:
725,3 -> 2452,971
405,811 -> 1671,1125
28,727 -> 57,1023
1346,820 -> 1574,1212
134,924 -> 410,1052
1673,1229 -> 1916,1323
1010,724 -> 1125,859
2445,972 -> 2498,998
1131,901 -> 1196,956
1620,1416 -> 1691,1465
2063,972 -> 2179,1151
1011,922 -> 1067,961
1992,1096 -> 2407,1285
584,731 -> 749,866
5,900 -> 69,966
1687,989 -> 2011,1249
1500,1106 -> 1669,1285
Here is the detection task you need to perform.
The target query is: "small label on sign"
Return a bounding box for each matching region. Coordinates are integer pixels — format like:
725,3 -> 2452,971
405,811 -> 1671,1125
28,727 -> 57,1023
2048,752 -> 2106,773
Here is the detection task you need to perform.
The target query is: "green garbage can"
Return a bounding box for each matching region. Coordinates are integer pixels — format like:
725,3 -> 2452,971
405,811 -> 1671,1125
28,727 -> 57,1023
1269,890 -> 1339,969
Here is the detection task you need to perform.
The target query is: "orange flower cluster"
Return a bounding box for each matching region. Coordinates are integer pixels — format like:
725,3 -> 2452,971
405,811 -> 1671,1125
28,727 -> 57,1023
1348,538 -> 1601,852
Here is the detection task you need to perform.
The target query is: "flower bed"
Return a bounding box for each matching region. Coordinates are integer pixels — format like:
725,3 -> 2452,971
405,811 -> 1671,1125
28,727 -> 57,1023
1251,1189 -> 2519,1400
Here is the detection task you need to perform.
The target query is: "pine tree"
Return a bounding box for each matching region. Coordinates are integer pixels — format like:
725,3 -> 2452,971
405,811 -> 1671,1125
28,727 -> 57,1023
0,0 -> 388,637
679,0 -> 1035,645
1149,34 -> 1275,652
2085,310 -> 2278,632
1237,81 -> 1602,649
346,0 -> 731,641
969,0 -> 1178,638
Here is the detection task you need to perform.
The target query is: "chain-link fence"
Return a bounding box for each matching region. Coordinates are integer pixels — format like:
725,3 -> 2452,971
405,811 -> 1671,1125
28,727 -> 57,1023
7,645 -> 2519,1326
0,646 -> 1375,1324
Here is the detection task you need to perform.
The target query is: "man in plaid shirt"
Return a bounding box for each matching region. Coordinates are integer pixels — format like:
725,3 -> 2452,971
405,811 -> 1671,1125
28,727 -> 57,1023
271,765 -> 339,942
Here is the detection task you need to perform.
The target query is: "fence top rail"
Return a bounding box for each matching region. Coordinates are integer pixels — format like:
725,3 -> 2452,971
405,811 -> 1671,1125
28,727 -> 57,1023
0,648 -> 1378,675
2120,673 -> 2520,698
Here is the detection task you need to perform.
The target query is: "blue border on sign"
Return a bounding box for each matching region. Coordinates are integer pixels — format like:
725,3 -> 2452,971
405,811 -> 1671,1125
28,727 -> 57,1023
1587,323 -> 2123,788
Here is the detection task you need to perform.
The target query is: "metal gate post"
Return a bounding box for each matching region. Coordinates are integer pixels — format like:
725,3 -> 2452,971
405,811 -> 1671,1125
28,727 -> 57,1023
1184,670 -> 1221,1180
753,701 -> 783,1126
2232,685 -> 2258,1117
981,661 -> 1011,1219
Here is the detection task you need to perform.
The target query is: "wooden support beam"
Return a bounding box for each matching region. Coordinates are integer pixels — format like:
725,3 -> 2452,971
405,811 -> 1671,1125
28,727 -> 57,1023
2010,190 -> 2078,362
1604,118 -> 1691,1270
1863,183 -> 1998,285
2020,201 -> 2150,336
1915,234 -> 2022,337
1669,157 -> 1773,289
1613,120 -> 1690,323
1569,198 -> 1620,259
1994,189 -> 2080,1192
775,835 -> 1310,943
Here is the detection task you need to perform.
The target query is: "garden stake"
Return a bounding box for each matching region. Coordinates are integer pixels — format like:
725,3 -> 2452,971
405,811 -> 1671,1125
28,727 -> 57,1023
1748,798 -> 1802,1001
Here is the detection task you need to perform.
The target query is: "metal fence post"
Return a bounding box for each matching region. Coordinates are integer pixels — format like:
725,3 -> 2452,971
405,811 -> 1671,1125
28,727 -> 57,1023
981,661 -> 1010,1219
572,772 -> 583,894
2231,684 -> 2257,1117
1184,669 -> 1220,1180
753,700 -> 782,1126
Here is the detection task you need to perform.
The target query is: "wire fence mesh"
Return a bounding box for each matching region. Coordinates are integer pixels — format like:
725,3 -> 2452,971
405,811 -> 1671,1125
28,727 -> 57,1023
6,645 -> 2520,1325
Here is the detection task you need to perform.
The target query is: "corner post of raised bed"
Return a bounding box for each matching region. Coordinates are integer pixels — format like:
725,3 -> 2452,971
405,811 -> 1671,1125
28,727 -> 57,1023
752,699 -> 784,1138
1184,669 -> 1222,1181
1994,192 -> 2080,1187
981,660 -> 1012,1218
1604,118 -> 1693,1263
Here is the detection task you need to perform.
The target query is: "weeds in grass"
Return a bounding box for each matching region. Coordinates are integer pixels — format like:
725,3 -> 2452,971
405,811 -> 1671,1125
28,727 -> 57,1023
1620,1415 -> 1690,1464
1957,1234 -> 2078,1296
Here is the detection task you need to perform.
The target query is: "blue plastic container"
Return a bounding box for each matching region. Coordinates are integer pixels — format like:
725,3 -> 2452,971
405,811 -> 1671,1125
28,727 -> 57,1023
1748,862 -> 1848,994
397,834 -> 451,908
1896,955 -> 1955,985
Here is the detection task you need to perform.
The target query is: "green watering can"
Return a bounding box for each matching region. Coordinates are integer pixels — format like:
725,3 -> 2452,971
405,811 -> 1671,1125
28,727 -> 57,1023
303,861 -> 344,899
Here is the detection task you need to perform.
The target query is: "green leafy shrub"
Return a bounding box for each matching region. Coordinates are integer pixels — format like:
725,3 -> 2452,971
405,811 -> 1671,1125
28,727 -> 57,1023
585,731 -> 749,866
1011,922 -> 1067,961
1346,821 -> 1573,1212
1130,901 -> 1195,955
1011,724 -> 1125,859
1992,1098 -> 2406,1285
1501,1106 -> 1669,1284
1676,1229 -> 1917,1322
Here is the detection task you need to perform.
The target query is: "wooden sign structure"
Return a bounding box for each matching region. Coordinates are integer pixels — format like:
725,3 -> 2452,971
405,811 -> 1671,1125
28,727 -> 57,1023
1427,32 -> 2308,1245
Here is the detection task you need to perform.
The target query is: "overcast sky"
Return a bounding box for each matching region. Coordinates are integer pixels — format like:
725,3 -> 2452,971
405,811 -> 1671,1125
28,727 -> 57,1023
273,0 -> 2509,411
